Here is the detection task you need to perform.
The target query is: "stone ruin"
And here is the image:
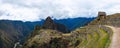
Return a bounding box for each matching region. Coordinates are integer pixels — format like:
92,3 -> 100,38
97,11 -> 107,20
98,12 -> 106,17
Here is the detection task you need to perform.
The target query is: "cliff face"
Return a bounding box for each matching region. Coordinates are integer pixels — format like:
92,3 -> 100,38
42,16 -> 70,33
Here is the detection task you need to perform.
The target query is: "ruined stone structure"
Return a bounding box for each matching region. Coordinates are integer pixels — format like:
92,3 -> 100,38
97,11 -> 106,20
98,12 -> 106,17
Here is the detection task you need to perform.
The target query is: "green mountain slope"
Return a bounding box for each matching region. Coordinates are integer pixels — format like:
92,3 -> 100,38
0,20 -> 36,48
23,25 -> 113,48
71,25 -> 113,48
23,12 -> 120,48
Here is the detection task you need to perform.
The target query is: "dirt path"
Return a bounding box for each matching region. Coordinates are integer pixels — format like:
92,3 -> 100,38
105,25 -> 120,48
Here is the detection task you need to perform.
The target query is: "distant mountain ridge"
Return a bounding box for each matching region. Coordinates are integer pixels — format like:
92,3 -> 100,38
0,17 -> 94,48
54,17 -> 95,31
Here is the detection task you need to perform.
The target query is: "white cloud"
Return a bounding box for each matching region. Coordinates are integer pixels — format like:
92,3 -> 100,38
0,3 -> 40,21
0,0 -> 120,21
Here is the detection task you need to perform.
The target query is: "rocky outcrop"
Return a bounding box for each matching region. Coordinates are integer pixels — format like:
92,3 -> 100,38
42,16 -> 56,29
41,16 -> 70,33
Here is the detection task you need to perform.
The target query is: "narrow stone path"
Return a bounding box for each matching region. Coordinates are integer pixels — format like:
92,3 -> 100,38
14,42 -> 20,48
105,25 -> 120,48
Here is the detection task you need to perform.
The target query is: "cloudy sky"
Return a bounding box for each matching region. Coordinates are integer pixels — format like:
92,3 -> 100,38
0,0 -> 120,21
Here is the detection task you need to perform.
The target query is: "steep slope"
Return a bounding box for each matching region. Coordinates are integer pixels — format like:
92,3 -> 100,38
0,20 -> 40,48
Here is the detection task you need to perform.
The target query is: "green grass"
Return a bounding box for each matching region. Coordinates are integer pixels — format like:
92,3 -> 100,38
71,25 -> 113,48
95,28 -> 109,48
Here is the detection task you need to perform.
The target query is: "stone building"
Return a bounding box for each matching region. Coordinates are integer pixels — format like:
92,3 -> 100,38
97,11 -> 106,20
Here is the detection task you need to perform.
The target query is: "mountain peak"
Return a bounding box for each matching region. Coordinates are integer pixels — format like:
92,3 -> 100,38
41,16 -> 70,33
42,16 -> 55,29
46,16 -> 51,19
45,16 -> 53,23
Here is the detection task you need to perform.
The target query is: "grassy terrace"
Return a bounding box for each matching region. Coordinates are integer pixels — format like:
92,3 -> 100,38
70,25 -> 113,48
23,25 -> 113,48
